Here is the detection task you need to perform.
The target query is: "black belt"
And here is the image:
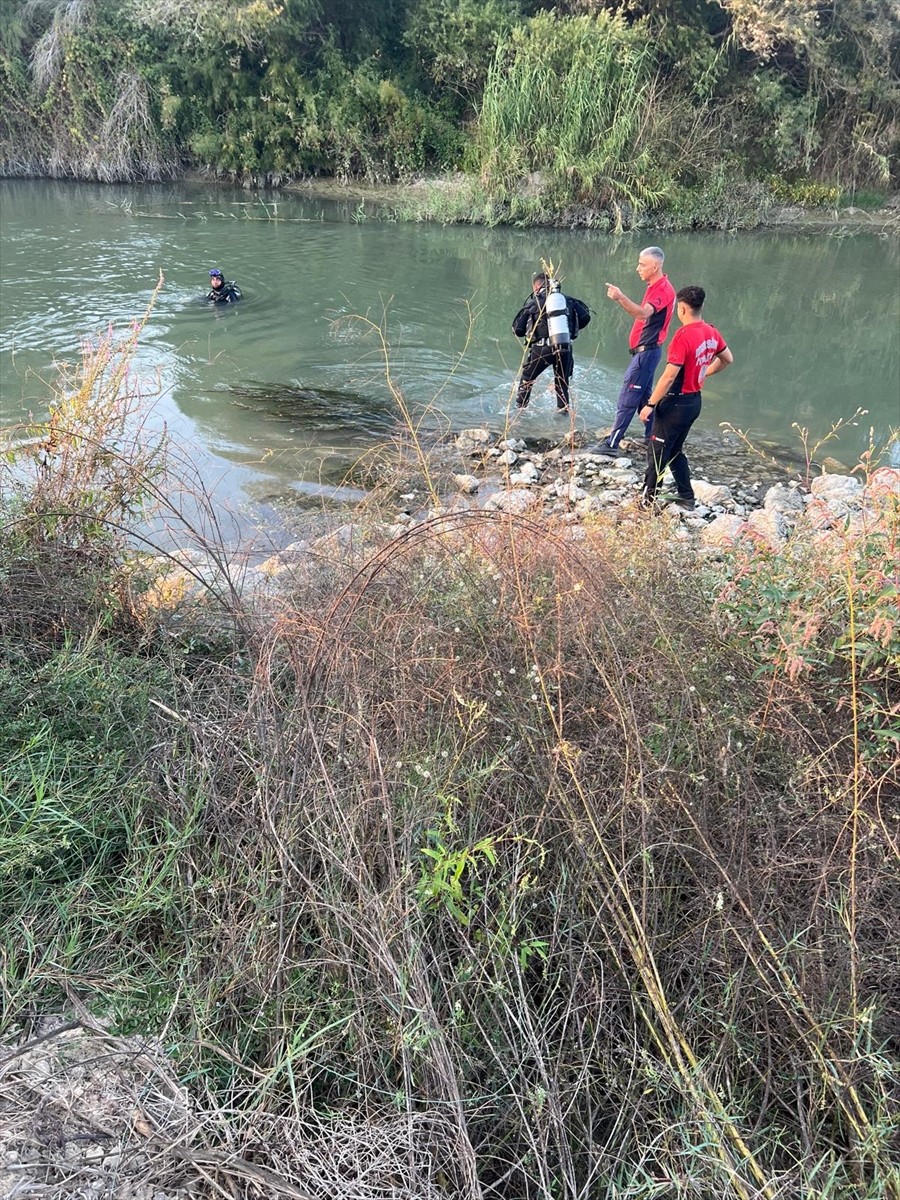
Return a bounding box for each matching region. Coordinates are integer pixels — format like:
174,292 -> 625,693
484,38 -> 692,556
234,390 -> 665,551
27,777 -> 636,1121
531,338 -> 569,347
630,343 -> 658,356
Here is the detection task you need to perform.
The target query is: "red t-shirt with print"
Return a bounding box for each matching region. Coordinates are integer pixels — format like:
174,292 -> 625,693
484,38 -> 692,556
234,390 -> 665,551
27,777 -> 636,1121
628,274 -> 676,350
666,320 -> 728,394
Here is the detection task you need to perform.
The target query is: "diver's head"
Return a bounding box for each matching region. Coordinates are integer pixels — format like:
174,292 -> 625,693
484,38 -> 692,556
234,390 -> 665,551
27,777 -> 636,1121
532,271 -> 547,294
209,268 -> 224,290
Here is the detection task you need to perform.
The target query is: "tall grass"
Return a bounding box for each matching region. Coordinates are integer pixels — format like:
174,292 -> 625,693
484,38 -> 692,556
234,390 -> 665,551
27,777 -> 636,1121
1,325 -> 898,1197
475,13 -> 666,224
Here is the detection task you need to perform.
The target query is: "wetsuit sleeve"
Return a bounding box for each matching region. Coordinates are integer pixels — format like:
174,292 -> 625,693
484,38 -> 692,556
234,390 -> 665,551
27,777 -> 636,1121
571,298 -> 590,328
512,300 -> 535,337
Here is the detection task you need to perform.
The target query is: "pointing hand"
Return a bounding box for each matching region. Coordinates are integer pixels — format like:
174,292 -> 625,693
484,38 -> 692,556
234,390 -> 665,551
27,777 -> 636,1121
606,283 -> 623,302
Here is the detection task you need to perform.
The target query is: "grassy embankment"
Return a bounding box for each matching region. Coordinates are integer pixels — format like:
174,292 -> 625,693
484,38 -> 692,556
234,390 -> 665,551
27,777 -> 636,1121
1,319 -> 898,1198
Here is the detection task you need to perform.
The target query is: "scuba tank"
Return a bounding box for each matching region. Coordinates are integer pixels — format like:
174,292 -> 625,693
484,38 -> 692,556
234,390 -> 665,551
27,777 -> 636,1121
545,279 -> 570,347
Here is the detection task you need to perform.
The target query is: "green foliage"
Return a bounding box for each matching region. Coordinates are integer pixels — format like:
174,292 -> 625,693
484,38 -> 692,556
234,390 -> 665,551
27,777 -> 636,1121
404,0 -> 523,110
2,0 -> 896,206
475,12 -> 665,221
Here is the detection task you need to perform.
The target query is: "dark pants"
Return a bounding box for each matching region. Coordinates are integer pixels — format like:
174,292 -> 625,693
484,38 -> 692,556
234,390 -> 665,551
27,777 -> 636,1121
608,346 -> 661,448
516,344 -> 574,410
643,391 -> 702,500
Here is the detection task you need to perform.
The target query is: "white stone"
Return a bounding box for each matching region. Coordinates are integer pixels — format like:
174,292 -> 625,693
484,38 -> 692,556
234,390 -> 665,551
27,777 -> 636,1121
452,473 -> 480,494
747,508 -> 789,546
574,496 -> 606,516
498,438 -> 526,451
701,514 -> 746,547
484,489 -> 542,514
809,473 -> 863,506
763,483 -> 804,518
692,480 -> 733,507
498,449 -> 518,466
455,427 -> 492,449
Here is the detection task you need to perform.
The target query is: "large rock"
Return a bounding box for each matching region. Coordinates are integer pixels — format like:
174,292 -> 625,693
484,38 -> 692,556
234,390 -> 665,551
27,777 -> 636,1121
763,483 -> 804,519
692,480 -> 733,507
746,509 -> 789,547
700,514 -> 746,547
809,473 -> 863,506
484,489 -> 543,515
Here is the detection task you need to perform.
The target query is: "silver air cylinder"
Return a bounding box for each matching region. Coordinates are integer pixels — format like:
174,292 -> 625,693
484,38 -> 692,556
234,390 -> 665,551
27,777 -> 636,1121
546,280 -> 570,347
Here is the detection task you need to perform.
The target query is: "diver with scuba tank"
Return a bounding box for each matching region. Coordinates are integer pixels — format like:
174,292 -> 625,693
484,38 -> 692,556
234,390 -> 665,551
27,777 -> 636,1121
206,268 -> 242,304
512,272 -> 590,413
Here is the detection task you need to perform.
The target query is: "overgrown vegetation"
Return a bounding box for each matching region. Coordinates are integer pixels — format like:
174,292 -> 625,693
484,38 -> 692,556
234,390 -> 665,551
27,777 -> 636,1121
0,0 -> 897,227
1,321 -> 898,1197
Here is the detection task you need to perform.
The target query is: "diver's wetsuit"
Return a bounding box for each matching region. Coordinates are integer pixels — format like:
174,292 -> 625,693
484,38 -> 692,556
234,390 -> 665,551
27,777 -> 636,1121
512,290 -> 590,411
207,281 -> 242,304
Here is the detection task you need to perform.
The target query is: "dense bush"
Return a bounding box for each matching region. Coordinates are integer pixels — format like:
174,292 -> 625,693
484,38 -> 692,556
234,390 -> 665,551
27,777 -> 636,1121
0,0 -> 896,218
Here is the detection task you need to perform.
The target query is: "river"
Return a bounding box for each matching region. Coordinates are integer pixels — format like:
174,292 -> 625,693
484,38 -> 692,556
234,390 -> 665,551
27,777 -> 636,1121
1,178 -> 898,528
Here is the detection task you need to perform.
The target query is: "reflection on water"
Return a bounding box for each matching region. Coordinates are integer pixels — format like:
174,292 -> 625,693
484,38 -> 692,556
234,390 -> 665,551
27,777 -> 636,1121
1,177 -> 898,528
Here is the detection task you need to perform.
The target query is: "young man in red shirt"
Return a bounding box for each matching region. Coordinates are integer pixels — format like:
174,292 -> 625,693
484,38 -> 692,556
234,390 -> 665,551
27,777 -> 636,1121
597,246 -> 676,456
639,284 -> 733,510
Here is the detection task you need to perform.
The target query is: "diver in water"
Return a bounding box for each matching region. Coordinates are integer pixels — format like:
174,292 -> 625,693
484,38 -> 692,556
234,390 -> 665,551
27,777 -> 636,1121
206,269 -> 242,303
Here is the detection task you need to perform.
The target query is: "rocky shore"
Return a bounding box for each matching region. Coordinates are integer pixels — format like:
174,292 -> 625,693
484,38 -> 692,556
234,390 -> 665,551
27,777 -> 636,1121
139,427 -> 898,614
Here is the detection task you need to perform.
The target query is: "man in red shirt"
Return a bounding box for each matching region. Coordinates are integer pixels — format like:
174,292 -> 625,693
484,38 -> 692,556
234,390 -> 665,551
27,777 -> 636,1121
639,284 -> 733,510
597,246 -> 676,456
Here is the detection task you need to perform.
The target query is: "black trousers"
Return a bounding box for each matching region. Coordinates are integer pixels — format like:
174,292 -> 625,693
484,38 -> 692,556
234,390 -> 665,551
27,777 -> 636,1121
516,344 -> 574,410
643,391 -> 702,500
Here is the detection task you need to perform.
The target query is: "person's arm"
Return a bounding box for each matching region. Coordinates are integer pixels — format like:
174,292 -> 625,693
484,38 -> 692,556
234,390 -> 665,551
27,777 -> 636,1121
605,283 -> 653,320
704,347 -> 733,378
639,363 -> 681,422
512,298 -> 536,338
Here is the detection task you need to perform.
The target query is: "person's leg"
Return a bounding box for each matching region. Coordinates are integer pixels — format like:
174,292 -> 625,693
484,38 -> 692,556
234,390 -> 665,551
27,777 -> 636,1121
642,395 -> 701,500
603,347 -> 661,450
516,348 -> 548,408
552,347 -> 573,410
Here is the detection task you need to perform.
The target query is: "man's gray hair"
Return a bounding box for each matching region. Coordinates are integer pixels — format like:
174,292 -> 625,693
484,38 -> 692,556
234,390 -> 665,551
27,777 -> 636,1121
641,246 -> 665,263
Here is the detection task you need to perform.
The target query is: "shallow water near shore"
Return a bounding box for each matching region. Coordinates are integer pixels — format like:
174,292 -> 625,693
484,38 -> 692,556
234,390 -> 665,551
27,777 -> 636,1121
1,178 -> 897,532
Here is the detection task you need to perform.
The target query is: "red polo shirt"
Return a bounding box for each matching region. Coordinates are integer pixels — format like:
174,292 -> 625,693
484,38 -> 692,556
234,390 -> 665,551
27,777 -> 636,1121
666,321 -> 728,394
629,274 -> 676,350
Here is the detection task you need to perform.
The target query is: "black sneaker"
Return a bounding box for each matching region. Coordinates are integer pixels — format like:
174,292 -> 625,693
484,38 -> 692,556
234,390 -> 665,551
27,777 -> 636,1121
594,442 -> 619,458
670,496 -> 696,512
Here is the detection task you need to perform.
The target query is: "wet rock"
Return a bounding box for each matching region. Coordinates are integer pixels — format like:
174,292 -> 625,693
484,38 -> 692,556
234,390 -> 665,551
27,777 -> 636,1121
692,480 -> 733,507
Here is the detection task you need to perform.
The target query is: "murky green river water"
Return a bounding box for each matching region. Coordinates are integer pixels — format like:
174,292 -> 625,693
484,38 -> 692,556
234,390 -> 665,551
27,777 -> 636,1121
1,179 -> 898,523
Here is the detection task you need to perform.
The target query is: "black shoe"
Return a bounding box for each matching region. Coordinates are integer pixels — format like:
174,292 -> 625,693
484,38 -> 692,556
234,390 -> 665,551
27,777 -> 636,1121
594,442 -> 619,458
556,406 -> 570,414
670,497 -> 696,512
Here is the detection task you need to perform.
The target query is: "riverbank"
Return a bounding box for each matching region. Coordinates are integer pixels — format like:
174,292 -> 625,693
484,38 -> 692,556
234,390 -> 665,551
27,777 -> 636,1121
192,168 -> 900,233
3,353 -> 899,1196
